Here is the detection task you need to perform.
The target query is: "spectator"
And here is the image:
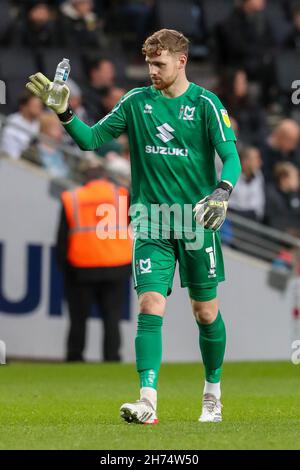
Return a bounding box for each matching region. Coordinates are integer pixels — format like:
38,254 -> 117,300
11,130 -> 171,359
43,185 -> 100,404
86,57 -> 116,94
284,4 -> 300,50
216,0 -> 275,101
60,0 -> 106,48
96,133 -> 131,163
282,0 -> 296,20
23,112 -> 69,178
105,153 -> 131,188
117,0 -> 155,44
218,69 -> 267,146
99,86 -> 126,118
3,2 -> 63,48
56,158 -> 132,362
260,119 -> 300,182
97,138 -> 125,159
229,146 -> 265,221
265,162 -> 300,235
62,78 -> 93,150
68,79 -> 89,121
95,87 -> 127,160
117,134 -> 130,161
0,91 -> 42,160
82,58 -> 116,121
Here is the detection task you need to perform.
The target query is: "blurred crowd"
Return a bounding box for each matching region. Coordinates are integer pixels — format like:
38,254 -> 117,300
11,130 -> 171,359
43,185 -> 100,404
1,0 -> 300,237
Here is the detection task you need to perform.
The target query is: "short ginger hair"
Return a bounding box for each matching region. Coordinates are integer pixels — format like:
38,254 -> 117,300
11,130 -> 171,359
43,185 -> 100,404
142,29 -> 189,57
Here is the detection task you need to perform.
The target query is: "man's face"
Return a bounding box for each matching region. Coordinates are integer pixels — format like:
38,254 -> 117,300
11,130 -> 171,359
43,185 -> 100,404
43,120 -> 63,141
145,49 -> 184,90
294,12 -> 300,30
279,170 -> 300,193
234,70 -> 248,98
92,60 -> 115,88
102,87 -> 125,111
242,149 -> 262,174
73,0 -> 92,16
277,127 -> 300,153
69,95 -> 81,110
245,0 -> 266,13
29,4 -> 51,25
23,97 -> 43,119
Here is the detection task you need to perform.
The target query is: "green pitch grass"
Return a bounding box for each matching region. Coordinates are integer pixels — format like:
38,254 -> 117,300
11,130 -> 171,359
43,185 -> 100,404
0,361 -> 299,450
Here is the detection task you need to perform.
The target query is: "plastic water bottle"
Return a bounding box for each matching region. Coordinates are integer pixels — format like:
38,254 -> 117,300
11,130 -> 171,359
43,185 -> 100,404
47,58 -> 71,107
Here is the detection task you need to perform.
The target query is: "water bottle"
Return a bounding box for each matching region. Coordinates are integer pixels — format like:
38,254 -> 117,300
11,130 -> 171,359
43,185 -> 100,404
47,58 -> 71,107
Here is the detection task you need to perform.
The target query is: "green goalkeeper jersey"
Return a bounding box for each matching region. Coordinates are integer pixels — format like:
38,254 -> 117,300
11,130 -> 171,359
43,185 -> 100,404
64,82 -> 239,231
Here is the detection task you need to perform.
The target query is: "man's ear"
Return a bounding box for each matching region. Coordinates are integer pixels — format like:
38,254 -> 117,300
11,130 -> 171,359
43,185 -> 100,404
178,54 -> 187,70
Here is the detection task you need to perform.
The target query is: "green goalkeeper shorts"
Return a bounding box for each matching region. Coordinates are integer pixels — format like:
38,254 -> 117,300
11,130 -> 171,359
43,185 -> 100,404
132,229 -> 225,300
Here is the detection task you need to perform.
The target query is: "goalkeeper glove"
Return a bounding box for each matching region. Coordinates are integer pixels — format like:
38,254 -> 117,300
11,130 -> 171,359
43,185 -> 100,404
194,181 -> 233,231
25,72 -> 71,119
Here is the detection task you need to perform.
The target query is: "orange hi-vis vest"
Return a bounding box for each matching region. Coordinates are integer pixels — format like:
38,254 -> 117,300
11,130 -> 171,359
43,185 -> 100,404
61,179 -> 132,268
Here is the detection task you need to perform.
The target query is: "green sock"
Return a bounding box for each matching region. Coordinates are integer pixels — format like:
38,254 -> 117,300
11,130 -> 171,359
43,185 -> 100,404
135,313 -> 163,390
197,311 -> 226,383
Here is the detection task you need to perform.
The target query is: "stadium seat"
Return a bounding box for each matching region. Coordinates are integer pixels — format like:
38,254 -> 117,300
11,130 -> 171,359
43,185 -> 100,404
5,78 -> 28,114
0,1 -> 13,40
156,0 -> 204,39
0,48 -> 38,113
265,0 -> 291,45
202,0 -> 234,34
0,48 -> 38,79
275,50 -> 300,94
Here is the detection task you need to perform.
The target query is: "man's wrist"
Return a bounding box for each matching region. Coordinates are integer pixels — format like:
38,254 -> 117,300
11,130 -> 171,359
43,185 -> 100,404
217,180 -> 233,196
57,106 -> 74,124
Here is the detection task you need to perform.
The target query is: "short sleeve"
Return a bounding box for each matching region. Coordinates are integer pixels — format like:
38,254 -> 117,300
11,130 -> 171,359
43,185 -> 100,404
202,90 -> 236,147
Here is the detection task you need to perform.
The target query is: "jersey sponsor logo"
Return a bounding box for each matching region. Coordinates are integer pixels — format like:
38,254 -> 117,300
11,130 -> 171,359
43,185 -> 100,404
144,103 -> 152,114
145,145 -> 188,156
156,123 -> 175,143
139,258 -> 152,274
220,109 -> 231,128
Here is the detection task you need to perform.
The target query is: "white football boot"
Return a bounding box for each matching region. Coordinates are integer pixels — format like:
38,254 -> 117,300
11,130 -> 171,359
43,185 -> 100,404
199,393 -> 222,422
120,398 -> 158,425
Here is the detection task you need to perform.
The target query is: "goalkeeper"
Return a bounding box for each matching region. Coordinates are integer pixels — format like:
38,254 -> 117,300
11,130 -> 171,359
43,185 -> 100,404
26,29 -> 241,424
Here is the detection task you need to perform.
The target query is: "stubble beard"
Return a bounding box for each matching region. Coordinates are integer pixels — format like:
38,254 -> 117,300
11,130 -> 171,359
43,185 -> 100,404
152,73 -> 177,91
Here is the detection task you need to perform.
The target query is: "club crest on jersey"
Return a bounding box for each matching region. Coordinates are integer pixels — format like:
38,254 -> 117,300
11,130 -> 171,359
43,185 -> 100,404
179,105 -> 195,120
144,103 -> 152,114
138,258 -> 152,274
220,109 -> 231,128
208,267 -> 216,278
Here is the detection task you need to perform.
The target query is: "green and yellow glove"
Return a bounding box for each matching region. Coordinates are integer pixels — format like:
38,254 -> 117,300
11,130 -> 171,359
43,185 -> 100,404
194,181 -> 233,231
26,72 -> 70,115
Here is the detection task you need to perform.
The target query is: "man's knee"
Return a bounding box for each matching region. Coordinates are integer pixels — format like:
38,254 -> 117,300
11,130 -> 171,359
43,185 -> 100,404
139,291 -> 166,316
191,298 -> 219,324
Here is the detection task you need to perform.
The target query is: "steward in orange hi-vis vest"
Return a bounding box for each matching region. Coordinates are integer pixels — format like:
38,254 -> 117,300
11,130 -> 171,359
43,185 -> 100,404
61,179 -> 132,268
